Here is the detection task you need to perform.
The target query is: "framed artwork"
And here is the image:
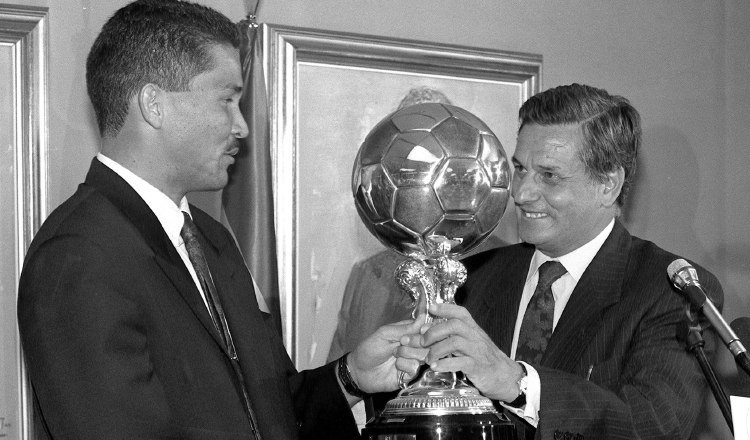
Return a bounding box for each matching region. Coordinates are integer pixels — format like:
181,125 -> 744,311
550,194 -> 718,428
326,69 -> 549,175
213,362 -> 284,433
261,23 -> 541,369
0,5 -> 48,439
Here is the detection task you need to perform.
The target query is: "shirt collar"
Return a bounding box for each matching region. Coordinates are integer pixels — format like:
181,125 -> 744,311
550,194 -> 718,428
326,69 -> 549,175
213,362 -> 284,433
527,219 -> 615,283
97,153 -> 191,245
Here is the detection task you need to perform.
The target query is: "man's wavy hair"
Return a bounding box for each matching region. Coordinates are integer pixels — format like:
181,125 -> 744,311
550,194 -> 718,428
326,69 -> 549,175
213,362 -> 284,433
518,83 -> 641,207
86,0 -> 241,138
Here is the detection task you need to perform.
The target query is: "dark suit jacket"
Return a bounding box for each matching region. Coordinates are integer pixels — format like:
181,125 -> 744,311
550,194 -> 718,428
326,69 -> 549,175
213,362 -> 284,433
18,158 -> 358,440
458,220 -> 723,440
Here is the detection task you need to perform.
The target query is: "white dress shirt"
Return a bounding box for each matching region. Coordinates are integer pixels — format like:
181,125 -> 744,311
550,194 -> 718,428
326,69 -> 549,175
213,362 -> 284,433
503,219 -> 615,427
97,153 -> 211,310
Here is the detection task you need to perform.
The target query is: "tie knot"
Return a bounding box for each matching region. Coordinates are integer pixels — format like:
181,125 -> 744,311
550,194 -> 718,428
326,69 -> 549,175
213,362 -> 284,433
181,211 -> 198,241
537,260 -> 567,291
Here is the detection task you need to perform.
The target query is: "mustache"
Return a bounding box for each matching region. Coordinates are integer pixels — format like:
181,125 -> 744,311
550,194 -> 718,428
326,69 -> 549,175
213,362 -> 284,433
227,139 -> 241,153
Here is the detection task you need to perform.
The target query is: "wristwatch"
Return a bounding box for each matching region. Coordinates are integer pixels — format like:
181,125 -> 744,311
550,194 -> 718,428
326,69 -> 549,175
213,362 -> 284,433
506,363 -> 528,408
337,353 -> 368,398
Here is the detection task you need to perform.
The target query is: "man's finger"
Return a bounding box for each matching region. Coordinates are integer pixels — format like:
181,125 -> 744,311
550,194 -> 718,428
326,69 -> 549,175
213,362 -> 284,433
421,318 -> 470,346
424,335 -> 470,363
399,333 -> 423,348
378,316 -> 425,341
429,355 -> 467,373
395,344 -> 428,363
428,303 -> 471,320
395,357 -> 423,377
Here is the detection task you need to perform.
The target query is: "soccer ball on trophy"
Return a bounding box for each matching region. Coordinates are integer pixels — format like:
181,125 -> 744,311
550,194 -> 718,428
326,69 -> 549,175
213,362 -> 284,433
352,103 -> 510,258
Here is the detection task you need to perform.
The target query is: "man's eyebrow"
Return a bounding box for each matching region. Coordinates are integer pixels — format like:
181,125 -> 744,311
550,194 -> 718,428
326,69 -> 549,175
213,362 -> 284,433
511,156 -> 562,172
219,82 -> 243,93
228,85 -> 243,94
536,157 -> 562,168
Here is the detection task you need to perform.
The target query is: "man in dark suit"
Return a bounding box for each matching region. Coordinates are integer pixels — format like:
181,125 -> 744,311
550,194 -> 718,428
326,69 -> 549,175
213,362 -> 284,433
414,84 -> 724,439
17,1 -> 422,439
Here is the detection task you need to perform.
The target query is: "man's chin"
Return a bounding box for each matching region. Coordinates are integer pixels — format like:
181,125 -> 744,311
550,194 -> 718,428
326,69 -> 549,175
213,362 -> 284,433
517,225 -> 554,248
196,175 -> 229,193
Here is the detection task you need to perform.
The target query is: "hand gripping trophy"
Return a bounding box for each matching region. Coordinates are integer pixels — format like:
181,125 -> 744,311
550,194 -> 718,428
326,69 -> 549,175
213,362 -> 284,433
353,103 -> 516,439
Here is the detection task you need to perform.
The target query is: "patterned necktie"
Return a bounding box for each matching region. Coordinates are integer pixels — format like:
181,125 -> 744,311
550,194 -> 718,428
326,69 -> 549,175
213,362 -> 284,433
180,212 -> 236,358
515,260 -> 567,365
180,212 -> 261,439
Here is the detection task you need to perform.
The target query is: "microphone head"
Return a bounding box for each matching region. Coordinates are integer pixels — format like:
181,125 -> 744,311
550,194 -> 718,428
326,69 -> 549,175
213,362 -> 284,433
667,258 -> 700,289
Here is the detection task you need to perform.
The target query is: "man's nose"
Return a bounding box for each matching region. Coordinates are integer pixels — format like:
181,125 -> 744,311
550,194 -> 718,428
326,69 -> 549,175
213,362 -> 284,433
233,107 -> 249,139
511,172 -> 538,204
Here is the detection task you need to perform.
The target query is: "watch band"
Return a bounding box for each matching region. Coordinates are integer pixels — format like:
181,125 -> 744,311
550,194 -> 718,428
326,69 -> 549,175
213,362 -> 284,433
337,353 -> 368,398
506,362 -> 528,408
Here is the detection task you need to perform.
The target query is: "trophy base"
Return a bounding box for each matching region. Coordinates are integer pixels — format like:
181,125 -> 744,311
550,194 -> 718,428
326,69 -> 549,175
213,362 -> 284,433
362,369 -> 517,440
361,412 -> 517,440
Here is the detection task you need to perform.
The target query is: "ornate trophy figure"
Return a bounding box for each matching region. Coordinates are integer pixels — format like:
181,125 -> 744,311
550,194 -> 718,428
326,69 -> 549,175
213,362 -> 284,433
352,103 -> 516,439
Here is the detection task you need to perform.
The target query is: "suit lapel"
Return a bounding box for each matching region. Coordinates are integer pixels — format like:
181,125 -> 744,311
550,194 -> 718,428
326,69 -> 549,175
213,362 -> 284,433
465,244 -> 534,354
543,220 -> 631,371
85,158 -> 228,351
152,254 -> 228,350
492,251 -> 532,354
190,208 -> 280,382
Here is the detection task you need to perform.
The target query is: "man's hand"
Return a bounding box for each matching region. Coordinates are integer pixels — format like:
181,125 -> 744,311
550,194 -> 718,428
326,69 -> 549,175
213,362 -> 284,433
418,303 -> 524,402
346,317 -> 428,398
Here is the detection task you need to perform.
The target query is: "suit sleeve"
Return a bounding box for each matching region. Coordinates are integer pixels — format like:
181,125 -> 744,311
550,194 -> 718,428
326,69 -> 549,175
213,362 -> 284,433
535,269 -> 724,440
264,316 -> 359,440
288,362 -> 360,440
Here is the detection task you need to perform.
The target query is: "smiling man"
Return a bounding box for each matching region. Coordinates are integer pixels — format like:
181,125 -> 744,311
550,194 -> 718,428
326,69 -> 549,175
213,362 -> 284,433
16,1 -> 424,439
416,83 -> 725,439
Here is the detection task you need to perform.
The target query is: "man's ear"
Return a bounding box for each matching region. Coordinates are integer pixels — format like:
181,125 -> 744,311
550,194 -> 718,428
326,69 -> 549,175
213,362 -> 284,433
601,167 -> 625,207
138,83 -> 164,129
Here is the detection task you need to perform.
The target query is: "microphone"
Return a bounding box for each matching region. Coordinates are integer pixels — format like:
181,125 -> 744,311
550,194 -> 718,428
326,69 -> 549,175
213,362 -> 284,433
668,259 -> 750,375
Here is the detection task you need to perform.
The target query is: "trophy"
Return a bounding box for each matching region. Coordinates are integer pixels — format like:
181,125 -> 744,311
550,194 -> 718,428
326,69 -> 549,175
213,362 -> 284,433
352,103 -> 516,439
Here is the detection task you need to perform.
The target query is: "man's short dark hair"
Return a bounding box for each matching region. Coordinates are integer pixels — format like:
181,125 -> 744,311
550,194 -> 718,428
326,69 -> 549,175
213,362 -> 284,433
86,0 -> 241,137
518,83 -> 641,207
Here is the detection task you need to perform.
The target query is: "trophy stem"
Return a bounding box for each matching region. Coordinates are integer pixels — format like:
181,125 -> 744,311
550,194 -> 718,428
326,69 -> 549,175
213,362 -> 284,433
383,251 -> 499,417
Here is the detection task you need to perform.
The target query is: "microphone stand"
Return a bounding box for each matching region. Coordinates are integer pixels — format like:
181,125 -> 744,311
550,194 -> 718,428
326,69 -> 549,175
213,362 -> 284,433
682,306 -> 733,434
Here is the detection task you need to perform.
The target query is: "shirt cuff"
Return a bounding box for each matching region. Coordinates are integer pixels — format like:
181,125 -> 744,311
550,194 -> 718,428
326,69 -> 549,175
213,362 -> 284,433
499,361 -> 540,427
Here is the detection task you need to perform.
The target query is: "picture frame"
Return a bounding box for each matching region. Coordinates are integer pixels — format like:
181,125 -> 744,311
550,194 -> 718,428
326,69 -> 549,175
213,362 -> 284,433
261,23 -> 541,369
0,5 -> 48,439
